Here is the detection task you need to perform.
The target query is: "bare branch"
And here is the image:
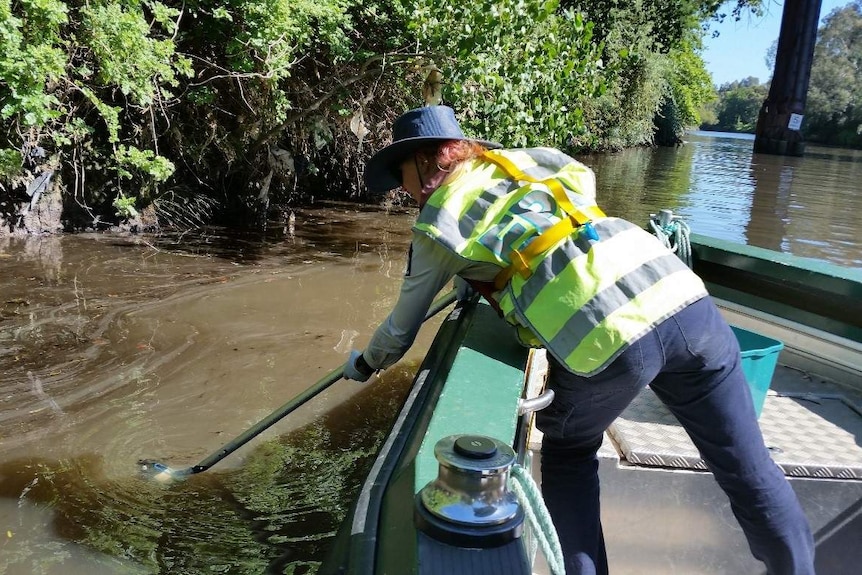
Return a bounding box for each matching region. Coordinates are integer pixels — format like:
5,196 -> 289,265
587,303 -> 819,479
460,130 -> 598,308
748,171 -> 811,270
250,52 -> 422,154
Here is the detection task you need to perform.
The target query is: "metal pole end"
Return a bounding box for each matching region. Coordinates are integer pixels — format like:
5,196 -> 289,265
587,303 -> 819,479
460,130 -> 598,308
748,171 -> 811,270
138,459 -> 187,484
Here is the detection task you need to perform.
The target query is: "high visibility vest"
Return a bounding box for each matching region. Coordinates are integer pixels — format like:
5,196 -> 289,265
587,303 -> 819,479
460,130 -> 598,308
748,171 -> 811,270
414,148 -> 707,376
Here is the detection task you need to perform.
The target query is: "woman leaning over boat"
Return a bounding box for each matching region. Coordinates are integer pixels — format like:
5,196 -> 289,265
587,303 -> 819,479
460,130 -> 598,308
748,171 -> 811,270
342,105 -> 815,575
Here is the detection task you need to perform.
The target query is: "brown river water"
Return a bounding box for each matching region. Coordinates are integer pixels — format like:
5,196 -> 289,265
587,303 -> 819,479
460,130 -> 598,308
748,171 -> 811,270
1,132 -> 861,574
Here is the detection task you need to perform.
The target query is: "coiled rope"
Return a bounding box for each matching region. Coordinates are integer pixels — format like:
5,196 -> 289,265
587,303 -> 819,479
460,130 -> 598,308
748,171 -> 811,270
509,464 -> 565,575
649,209 -> 693,268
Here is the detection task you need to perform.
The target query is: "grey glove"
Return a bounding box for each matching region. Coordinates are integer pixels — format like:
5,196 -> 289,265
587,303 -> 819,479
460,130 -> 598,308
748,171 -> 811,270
344,350 -> 375,382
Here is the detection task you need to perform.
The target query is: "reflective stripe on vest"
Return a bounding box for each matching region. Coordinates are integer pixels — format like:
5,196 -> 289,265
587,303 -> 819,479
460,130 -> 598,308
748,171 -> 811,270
481,149 -> 606,289
414,148 -> 707,375
417,148 -> 601,267
498,223 -> 707,373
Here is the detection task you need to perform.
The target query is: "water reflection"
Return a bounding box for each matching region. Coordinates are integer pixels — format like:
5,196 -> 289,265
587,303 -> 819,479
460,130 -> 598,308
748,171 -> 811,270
0,207 -> 445,574
2,133 -> 861,573
0,367 -> 417,575
0,208 -> 421,461
581,131 -> 862,268
747,143 -> 862,266
145,203 -> 415,264
0,211 -> 422,573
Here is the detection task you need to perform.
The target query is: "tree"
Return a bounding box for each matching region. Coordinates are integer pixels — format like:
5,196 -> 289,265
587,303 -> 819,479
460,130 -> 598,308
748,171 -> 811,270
805,2 -> 862,147
652,37 -> 717,144
701,78 -> 768,132
0,0 -> 418,232
563,1 -> 764,147
0,0 -> 777,234
412,1 -> 605,151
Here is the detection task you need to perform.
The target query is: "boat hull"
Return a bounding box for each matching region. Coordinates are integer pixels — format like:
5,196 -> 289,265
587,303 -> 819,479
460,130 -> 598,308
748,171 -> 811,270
324,235 -> 862,574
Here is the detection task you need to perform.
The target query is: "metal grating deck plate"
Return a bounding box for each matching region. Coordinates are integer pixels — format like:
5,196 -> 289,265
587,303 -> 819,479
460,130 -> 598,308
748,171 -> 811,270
608,388 -> 862,480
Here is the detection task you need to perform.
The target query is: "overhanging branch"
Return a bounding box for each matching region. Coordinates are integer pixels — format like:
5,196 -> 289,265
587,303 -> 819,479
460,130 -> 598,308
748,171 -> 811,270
249,53 -> 422,155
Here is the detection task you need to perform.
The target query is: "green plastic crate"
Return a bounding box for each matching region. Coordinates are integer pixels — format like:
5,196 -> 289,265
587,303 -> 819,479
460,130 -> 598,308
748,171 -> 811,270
731,326 -> 784,418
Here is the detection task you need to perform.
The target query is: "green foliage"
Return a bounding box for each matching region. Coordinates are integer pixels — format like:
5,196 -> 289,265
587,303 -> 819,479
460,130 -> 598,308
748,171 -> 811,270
162,0 -> 415,212
569,0 -> 718,149
413,0 -> 605,150
78,87 -> 121,143
591,52 -> 668,149
1,0 -> 762,229
653,40 -> 716,144
171,0 -> 359,133
701,77 -> 767,133
79,1 -> 190,106
0,147 -> 22,177
805,2 -> 862,148
569,0 -> 710,53
111,192 -> 138,219
115,145 -> 174,184
1,0 -> 375,228
1,0 -> 195,227
667,41 -> 716,128
223,0 -> 353,74
0,0 -> 66,126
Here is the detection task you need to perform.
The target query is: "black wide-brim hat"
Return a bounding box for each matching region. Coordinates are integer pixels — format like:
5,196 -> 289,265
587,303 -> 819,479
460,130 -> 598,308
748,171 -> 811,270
364,106 -> 502,193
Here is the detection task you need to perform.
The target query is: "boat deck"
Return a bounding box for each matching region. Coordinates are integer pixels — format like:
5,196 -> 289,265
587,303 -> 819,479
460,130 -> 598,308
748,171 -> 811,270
527,303 -> 862,574
609,364 -> 862,480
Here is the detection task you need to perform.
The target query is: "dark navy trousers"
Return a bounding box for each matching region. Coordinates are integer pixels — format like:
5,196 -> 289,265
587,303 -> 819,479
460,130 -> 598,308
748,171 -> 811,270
537,297 -> 815,575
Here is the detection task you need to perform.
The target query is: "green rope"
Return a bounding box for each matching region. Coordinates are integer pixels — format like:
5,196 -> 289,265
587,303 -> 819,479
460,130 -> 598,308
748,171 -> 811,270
509,465 -> 565,575
649,212 -> 693,268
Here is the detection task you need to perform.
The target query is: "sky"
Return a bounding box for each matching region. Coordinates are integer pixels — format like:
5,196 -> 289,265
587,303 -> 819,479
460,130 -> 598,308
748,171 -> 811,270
702,0 -> 850,87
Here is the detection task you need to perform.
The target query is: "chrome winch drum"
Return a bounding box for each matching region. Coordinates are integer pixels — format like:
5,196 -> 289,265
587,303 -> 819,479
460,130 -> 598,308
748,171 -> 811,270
415,434 -> 524,547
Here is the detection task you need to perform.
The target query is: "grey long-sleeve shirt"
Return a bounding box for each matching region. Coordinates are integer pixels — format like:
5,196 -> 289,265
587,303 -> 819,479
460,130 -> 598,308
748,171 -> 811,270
362,231 -> 500,371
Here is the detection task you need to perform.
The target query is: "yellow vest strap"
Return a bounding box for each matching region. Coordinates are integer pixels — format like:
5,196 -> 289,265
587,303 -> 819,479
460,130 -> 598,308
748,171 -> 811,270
494,214 -> 583,290
481,151 -> 603,224
481,151 -> 606,290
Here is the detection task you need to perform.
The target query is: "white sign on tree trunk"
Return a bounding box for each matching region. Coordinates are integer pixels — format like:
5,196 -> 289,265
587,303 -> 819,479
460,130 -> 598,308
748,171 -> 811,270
788,114 -> 804,131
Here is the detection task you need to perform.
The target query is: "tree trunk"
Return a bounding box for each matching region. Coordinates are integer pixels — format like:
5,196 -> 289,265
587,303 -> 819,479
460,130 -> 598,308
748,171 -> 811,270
754,0 -> 823,156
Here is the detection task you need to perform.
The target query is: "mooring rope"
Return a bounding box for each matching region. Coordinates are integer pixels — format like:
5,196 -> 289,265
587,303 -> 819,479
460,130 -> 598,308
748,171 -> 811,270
649,211 -> 693,268
509,464 -> 565,575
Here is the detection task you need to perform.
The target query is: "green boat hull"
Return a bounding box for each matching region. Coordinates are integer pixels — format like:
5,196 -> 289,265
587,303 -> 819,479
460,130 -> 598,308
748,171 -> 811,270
322,237 -> 862,574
